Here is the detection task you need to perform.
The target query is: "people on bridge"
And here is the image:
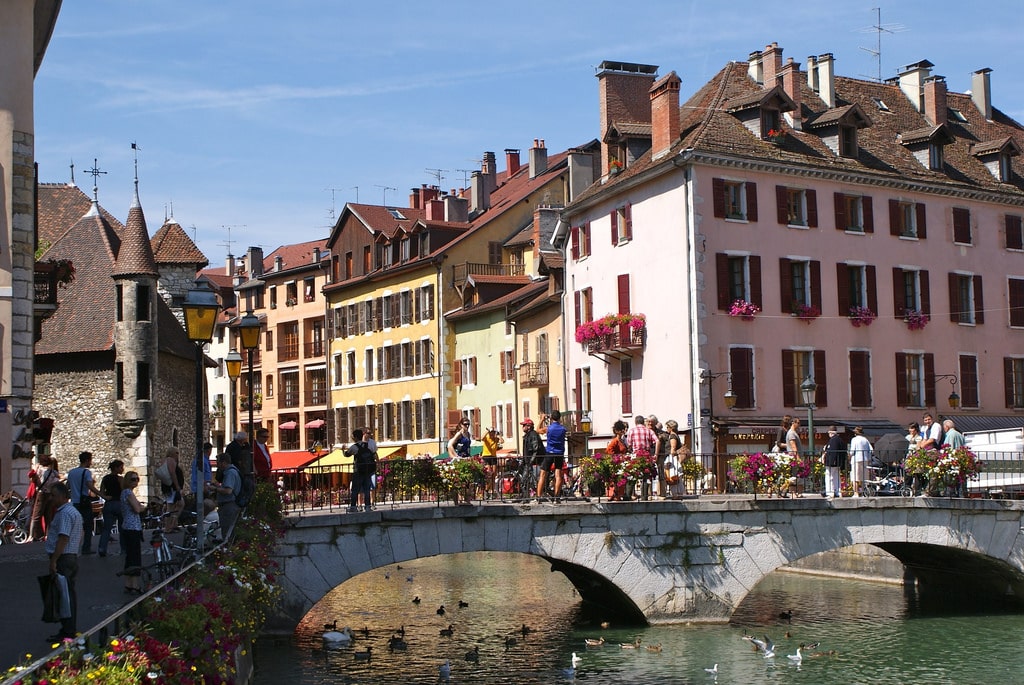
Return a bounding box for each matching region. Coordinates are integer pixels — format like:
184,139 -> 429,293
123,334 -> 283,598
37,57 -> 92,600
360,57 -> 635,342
521,418 -> 544,494
97,459 -> 124,557
347,429 -> 376,513
447,419 -> 472,460
67,451 -> 101,555
482,427 -> 502,499
227,431 -> 255,509
786,418 -> 802,458
849,427 -> 873,498
606,420 -> 628,457
772,415 -> 792,453
29,454 -> 60,542
822,426 -> 846,500
253,429 -> 274,482
905,422 -> 926,495
920,413 -> 943,451
156,448 -> 184,534
120,471 -> 144,595
941,419 -> 965,450
43,481 -> 82,641
536,410 -> 566,501
649,416 -> 670,497
210,452 -> 242,539
626,414 -> 657,457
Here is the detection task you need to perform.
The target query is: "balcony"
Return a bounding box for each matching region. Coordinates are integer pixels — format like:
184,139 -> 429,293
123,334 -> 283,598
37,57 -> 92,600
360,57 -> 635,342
239,397 -> 263,412
519,361 -> 549,388
33,262 -> 61,322
304,388 -> 328,406
304,340 -> 325,358
585,324 -> 646,360
280,390 -> 300,409
451,262 -> 526,292
278,341 -> 299,362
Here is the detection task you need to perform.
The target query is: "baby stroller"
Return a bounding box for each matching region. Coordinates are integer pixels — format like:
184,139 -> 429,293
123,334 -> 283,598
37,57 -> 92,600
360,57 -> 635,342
863,458 -> 912,497
0,491 -> 31,545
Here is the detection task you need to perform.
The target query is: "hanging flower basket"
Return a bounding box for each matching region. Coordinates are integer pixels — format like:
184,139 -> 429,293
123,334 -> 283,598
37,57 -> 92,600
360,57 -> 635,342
729,299 -> 760,321
849,306 -> 876,327
904,310 -> 929,331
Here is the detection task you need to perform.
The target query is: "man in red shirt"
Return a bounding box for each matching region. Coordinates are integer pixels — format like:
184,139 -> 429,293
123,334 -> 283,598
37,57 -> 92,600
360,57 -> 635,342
626,415 -> 658,456
253,428 -> 273,482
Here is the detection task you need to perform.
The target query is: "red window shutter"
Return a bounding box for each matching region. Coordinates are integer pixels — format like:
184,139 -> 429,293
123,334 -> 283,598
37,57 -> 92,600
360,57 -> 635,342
779,258 -> 793,313
491,405 -> 498,431
624,203 -> 633,240
974,275 -> 984,324
866,265 -> 878,314
810,260 -> 822,311
916,203 -> 927,239
574,291 -> 582,327
959,355 -> 979,408
453,360 -> 462,387
834,193 -> 847,231
584,222 -> 592,255
570,226 -> 580,260
889,199 -> 901,237
447,410 -> 463,433
746,182 -> 758,222
892,268 -> 905,318
813,350 -> 827,408
473,408 -> 481,437
621,376 -> 632,415
837,263 -> 851,317
953,207 -> 971,244
806,189 -> 818,228
470,357 -> 477,384
506,403 -> 514,437
849,351 -> 871,408
924,353 -> 936,407
1010,279 -> 1024,327
895,353 -> 908,407
1005,358 -> 1016,408
862,196 -> 874,233
920,271 -> 931,316
730,347 -> 754,409
1007,215 -> 1023,250
781,349 -> 796,407
617,274 -> 630,315
776,185 -> 789,225
749,256 -> 763,309
716,253 -> 731,310
610,209 -> 618,245
712,178 -> 726,218
948,272 -> 960,323
575,369 -> 582,410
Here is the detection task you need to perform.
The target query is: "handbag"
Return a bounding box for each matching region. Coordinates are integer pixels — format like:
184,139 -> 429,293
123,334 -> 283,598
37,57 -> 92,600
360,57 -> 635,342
154,461 -> 172,486
38,574 -> 61,623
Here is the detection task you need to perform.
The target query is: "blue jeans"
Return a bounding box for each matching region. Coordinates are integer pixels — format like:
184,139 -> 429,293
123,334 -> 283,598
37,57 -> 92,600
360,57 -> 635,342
98,500 -> 122,555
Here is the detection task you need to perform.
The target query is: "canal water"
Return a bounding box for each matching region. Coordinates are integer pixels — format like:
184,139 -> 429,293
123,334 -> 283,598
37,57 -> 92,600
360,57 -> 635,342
254,551 -> 1024,684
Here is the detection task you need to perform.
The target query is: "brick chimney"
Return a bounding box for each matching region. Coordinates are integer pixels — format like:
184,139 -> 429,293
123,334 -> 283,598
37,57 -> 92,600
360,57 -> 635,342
567,148 -> 595,203
924,76 -> 947,126
505,148 -> 521,177
274,255 -> 282,272
898,60 -> 934,113
247,246 -> 264,277
762,42 -> 783,87
481,151 -> 497,194
817,53 -> 836,108
650,71 -> 681,159
421,185 -> 441,205
806,55 -> 818,93
225,254 -> 236,277
409,184 -> 426,209
313,247 -> 321,264
426,198 -> 444,221
529,139 -> 548,178
597,60 -> 658,177
972,68 -> 992,120
780,58 -> 802,130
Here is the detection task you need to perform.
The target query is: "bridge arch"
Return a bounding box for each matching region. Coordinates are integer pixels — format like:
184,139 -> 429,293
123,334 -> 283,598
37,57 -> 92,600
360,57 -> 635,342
265,499 -> 1024,633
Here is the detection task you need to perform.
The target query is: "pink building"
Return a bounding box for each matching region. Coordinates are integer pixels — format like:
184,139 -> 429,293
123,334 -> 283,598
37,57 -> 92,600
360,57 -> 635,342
556,45 -> 1024,476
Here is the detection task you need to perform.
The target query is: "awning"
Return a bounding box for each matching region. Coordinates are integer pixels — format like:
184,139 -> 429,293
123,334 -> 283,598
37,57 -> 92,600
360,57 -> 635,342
304,447 -> 352,469
305,419 -> 325,429
376,445 -> 407,460
270,450 -> 319,473
279,421 -> 298,430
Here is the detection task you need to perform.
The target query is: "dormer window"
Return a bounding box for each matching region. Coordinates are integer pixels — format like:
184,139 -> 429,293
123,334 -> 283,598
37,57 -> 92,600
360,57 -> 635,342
899,124 -> 954,172
1001,153 -> 1013,182
805,103 -> 871,159
839,125 -> 858,158
972,137 -> 1021,182
929,142 -> 944,171
761,109 -> 782,139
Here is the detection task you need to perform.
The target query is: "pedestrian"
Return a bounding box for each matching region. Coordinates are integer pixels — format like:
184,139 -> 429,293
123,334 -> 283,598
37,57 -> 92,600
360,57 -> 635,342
253,428 -> 273,482
920,413 -> 943,450
210,452 -> 242,540
606,420 -> 628,456
481,427 -> 503,498
447,419 -> 472,459
849,427 -> 873,498
226,430 -> 254,508
97,459 -> 124,557
362,426 -> 379,507
43,481 -> 82,641
905,422 -> 926,496
941,419 -> 965,449
29,454 -> 60,541
346,429 -> 375,512
536,410 -> 566,501
649,416 -> 671,497
773,415 -> 792,453
521,418 -> 545,494
66,451 -> 101,555
786,417 -> 802,457
119,471 -> 145,595
626,414 -> 658,457
157,448 -> 184,533
663,420 -> 687,498
822,426 -> 846,499
191,441 -> 214,524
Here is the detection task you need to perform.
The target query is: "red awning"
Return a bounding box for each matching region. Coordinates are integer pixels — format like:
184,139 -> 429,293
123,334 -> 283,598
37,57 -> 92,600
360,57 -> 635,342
270,450 -> 318,473
305,419 -> 325,429
279,421 -> 298,430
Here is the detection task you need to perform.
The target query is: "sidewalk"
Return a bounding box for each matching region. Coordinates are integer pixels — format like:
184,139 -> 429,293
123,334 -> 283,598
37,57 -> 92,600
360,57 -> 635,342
0,535 -> 159,671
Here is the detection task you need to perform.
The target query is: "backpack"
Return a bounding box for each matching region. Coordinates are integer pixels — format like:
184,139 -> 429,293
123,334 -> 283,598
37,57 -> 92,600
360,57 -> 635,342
354,443 -> 377,475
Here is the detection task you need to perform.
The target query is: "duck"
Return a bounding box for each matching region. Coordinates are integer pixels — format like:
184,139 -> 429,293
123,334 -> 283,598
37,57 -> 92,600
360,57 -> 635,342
787,645 -> 803,663
778,609 -> 793,623
439,659 -> 451,681
353,646 -> 372,661
520,623 -> 533,637
387,635 -> 407,651
323,619 -> 338,631
440,624 -> 454,637
458,600 -> 470,608
322,626 -> 354,644
704,663 -> 719,675
619,637 -> 642,649
412,596 -> 421,605
584,637 -> 605,647
437,605 -> 446,616
599,621 -> 611,629
645,643 -> 663,653
359,625 -> 370,638
504,635 -> 517,649
808,649 -> 838,658
571,652 -> 582,667
464,645 -> 479,662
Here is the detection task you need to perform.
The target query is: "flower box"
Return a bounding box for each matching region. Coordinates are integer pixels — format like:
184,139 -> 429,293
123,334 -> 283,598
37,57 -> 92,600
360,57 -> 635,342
792,302 -> 820,323
848,306 -> 876,327
904,310 -> 929,331
729,299 -> 760,321
765,128 -> 786,146
576,313 -> 646,350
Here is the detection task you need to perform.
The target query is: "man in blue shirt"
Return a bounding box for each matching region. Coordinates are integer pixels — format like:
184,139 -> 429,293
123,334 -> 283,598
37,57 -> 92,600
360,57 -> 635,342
45,482 -> 83,641
537,410 -> 567,502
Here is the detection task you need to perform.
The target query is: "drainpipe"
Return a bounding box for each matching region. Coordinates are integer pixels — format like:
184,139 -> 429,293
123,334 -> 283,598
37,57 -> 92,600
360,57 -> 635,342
509,319 -> 521,454
434,256 -> 446,456
673,151 -> 703,458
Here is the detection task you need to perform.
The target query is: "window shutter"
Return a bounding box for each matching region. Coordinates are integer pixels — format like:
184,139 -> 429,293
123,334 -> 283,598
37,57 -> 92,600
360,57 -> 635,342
866,265 -> 878,314
339,307 -> 348,339
712,178 -> 726,218
624,203 -> 633,240
575,369 -> 582,410
1005,358 -> 1016,408
920,270 -> 931,316
1007,215 -> 1023,250
1010,279 -> 1024,327
375,299 -> 383,331
749,256 -> 763,308
470,357 -> 477,385
948,273 -> 960,323
746,182 -> 758,222
810,260 -> 822,311
781,349 -> 796,407
862,196 -> 874,233
716,253 -> 731,310
889,199 -> 901,237
499,352 -> 506,382
806,189 -> 818,228
610,209 -> 618,245
776,185 -> 789,225
491,405 -> 498,432
730,347 -> 754,409
960,355 -> 978,408
924,353 -> 936,407
453,359 -> 462,387
584,222 -> 592,255
779,258 -> 793,313
571,226 -> 580,260
813,350 -> 827,408
834,193 -> 847,231
895,353 -> 908,407
506,402 -> 514,438
953,208 -> 971,244
893,268 -> 906,318
916,203 -> 927,239
849,351 -> 871,408
414,288 -> 421,323
617,274 -> 630,315
574,290 -> 582,327
837,263 -> 851,317
447,410 -> 463,434
974,275 -> 984,324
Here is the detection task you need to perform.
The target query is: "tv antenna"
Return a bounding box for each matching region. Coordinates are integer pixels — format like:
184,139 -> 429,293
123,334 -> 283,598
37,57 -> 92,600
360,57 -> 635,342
858,7 -> 906,82
455,169 -> 475,190
374,185 -> 396,205
425,168 -> 448,187
189,224 -> 198,244
325,187 -> 343,223
352,186 -> 359,203
221,225 -> 245,256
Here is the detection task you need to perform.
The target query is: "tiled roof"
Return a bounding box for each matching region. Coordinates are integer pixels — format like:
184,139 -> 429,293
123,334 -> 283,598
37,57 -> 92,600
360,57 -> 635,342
151,218 -> 208,267
610,121 -> 652,136
112,194 -> 159,278
971,137 -> 1018,156
346,204 -> 426,239
466,273 -> 531,287
36,184 -> 124,253
262,238 -> 330,276
446,279 -> 548,321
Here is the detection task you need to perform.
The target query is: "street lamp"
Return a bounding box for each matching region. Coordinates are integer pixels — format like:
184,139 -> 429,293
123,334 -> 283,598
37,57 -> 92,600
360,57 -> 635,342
225,349 -> 242,436
579,411 -> 592,457
800,376 -> 818,456
238,311 -> 261,446
701,369 -> 735,493
933,374 -> 960,409
182,282 -> 221,558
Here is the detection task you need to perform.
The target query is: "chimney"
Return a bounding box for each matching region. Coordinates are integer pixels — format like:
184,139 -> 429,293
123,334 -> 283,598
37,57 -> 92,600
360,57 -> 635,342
274,255 -> 282,272
470,171 -> 490,214
313,247 -> 321,263
898,60 -> 934,113
748,50 -> 763,84
533,205 -> 561,254
426,198 -> 444,221
444,194 -> 469,223
780,58 -> 802,130
806,55 -> 819,93
226,254 -> 236,277
817,53 -> 835,108
567,148 -> 595,202
480,151 -> 497,197
597,60 -> 658,176
247,246 -> 264,277
505,148 -> 521,176
409,184 -> 426,209
924,76 -> 947,126
650,71 -> 681,159
421,185 -> 441,205
762,43 -> 783,87
972,68 -> 992,120
529,139 -> 548,178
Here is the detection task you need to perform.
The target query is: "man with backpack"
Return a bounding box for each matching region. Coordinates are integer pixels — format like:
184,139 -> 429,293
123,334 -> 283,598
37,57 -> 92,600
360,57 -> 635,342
346,429 -> 376,513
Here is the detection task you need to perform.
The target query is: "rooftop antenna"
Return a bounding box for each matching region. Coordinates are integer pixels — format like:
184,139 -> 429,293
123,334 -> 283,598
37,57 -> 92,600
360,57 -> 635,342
69,159 -> 75,186
455,169 -> 475,191
189,224 -> 198,243
374,185 -> 396,205
84,158 -> 107,204
858,7 -> 906,82
352,186 -> 359,203
325,187 -> 343,223
425,168 -> 448,187
221,225 -> 244,256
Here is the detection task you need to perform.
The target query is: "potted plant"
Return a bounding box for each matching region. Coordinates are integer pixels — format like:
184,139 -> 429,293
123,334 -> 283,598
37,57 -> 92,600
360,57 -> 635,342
623,448 -> 658,500
729,299 -> 760,321
904,310 -> 929,330
609,160 -> 623,175
765,128 -> 786,146
574,313 -> 646,347
792,302 -> 821,323
728,452 -> 785,500
848,306 -> 877,327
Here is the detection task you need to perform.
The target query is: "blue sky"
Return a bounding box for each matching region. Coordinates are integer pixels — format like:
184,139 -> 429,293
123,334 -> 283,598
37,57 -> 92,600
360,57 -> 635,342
33,1 -> 1024,266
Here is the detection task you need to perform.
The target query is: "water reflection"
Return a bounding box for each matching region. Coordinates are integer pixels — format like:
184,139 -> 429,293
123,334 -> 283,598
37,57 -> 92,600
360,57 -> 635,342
256,551 -> 1024,684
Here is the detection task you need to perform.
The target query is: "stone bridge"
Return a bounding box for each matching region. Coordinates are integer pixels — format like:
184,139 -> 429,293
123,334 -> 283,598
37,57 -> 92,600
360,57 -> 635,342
266,497 -> 1024,632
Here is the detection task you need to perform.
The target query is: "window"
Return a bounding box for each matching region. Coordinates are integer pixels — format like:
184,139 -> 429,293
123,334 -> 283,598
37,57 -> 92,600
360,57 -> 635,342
1010,278 -> 1024,327
837,263 -> 877,315
453,357 -> 477,387
115,284 -> 123,322
266,330 -> 274,351
364,349 -> 374,382
400,290 -> 413,325
1005,358 -> 1024,409
400,237 -> 411,262
948,273 -> 983,325
781,349 -> 826,408
1007,215 -> 1024,250
779,258 -> 820,314
345,252 -> 353,280
712,178 -> 758,222
1000,153 -> 1013,182
332,354 -> 342,386
896,352 -> 934,408
418,398 -> 437,440
611,204 -> 632,244
416,339 -> 434,375
575,367 -> 592,412
952,207 -> 973,245
620,359 -> 632,414
382,295 -> 393,329
570,223 -> 592,260
363,246 -> 371,274
304,278 -> 316,303
264,375 -> 272,398
729,347 -> 755,409
893,267 -> 930,319
416,285 -> 435,322
839,124 -> 858,158
269,286 -> 277,309
929,142 -> 944,171
960,354 -> 979,409
346,351 -> 356,384
716,253 -> 762,310
761,108 -> 781,137
574,287 -> 594,327
136,284 -> 150,322
136,362 -> 151,400
834,193 -> 873,233
889,199 -> 927,239
500,350 -> 515,382
849,350 -> 872,408
776,186 -> 817,228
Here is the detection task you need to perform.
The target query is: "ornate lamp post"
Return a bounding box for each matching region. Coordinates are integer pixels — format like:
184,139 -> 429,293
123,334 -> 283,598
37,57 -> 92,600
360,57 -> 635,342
238,311 -> 261,445
225,349 -> 242,435
701,370 -> 736,492
182,282 -> 221,557
934,374 -> 960,409
800,376 -> 818,456
579,410 -> 592,457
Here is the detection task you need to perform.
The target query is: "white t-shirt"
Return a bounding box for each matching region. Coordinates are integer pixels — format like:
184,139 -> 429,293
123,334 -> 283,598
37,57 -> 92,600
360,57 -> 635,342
849,435 -> 873,464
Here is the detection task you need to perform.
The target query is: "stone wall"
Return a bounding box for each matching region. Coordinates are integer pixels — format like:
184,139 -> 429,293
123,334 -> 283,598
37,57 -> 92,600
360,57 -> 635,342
157,264 -> 196,328
154,350 -> 198,498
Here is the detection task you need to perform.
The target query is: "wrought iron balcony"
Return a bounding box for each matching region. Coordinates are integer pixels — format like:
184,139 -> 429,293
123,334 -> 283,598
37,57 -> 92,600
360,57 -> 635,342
585,324 -> 646,359
451,262 -> 526,291
519,361 -> 549,388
